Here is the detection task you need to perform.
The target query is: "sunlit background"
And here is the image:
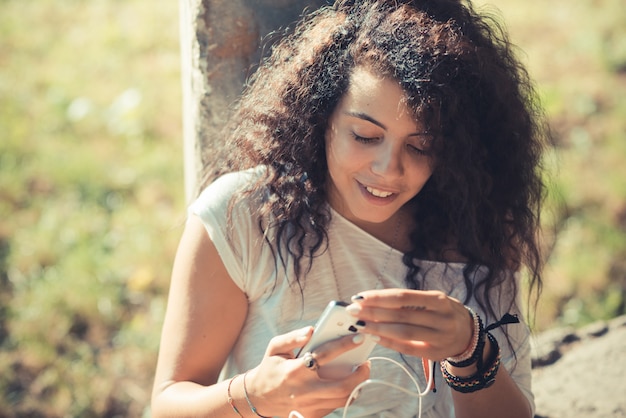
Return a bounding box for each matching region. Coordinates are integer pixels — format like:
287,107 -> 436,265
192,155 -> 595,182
0,0 -> 624,416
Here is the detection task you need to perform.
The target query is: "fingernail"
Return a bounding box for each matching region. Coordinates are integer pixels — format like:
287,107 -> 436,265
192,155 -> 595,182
351,294 -> 365,302
346,304 -> 361,315
352,334 -> 365,344
356,320 -> 366,327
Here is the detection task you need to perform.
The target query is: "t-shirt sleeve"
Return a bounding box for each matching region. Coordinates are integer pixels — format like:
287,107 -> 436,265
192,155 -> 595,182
188,170 -> 269,300
501,316 -> 535,415
491,275 -> 535,416
464,272 -> 535,416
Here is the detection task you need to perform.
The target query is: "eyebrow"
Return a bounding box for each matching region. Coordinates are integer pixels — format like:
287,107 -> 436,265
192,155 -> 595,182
344,110 -> 429,137
345,111 -> 387,130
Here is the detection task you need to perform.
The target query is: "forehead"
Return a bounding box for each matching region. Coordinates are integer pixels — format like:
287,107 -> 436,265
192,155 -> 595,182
338,66 -> 416,124
347,66 -> 400,97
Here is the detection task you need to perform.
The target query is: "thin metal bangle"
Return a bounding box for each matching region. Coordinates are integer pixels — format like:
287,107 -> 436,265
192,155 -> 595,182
227,374 -> 243,417
243,371 -> 271,418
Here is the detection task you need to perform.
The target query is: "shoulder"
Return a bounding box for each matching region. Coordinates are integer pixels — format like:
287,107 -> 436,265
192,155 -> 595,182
192,166 -> 267,215
203,166 -> 266,198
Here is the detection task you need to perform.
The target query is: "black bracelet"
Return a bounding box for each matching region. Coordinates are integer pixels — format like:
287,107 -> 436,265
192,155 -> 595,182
441,332 -> 501,393
447,311 -> 520,369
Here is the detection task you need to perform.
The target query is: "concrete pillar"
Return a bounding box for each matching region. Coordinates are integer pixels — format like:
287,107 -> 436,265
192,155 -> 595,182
179,0 -> 328,201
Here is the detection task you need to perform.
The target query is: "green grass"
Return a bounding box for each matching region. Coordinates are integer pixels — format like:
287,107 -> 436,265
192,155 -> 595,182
0,0 -> 183,415
487,0 -> 626,329
0,0 -> 625,416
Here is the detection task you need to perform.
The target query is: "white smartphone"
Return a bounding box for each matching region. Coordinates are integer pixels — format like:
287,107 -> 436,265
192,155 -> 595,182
296,301 -> 377,379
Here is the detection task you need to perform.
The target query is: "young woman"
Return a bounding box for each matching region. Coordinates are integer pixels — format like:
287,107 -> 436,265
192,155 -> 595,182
152,1 -> 548,417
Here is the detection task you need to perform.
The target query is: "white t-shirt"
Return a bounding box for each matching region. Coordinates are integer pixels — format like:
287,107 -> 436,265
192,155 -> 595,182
189,168 -> 534,417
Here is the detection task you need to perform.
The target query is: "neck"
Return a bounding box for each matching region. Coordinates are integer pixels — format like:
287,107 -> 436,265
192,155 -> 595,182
357,211 -> 413,252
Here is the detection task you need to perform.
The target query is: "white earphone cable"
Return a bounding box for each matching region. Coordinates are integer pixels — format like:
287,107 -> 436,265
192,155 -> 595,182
288,357 -> 435,418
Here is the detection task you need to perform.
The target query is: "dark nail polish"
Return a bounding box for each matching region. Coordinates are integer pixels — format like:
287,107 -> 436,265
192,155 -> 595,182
351,294 -> 364,301
356,320 -> 366,327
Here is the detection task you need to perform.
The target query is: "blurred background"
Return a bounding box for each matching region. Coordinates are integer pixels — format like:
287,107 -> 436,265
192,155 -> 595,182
0,0 -> 624,416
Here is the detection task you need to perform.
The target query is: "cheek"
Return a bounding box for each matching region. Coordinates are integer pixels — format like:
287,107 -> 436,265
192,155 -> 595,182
327,137 -> 356,170
407,163 -> 434,190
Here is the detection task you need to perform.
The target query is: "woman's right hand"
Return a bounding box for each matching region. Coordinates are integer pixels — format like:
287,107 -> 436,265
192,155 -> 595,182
241,326 -> 371,418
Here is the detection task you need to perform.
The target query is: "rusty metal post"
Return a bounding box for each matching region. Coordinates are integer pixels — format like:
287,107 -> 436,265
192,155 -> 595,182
179,0 -> 328,201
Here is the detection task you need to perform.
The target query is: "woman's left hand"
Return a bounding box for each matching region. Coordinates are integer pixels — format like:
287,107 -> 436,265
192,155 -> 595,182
346,289 -> 474,361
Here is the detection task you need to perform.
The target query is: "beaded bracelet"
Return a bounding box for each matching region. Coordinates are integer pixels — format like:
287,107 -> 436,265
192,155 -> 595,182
441,332 -> 501,393
227,374 -> 243,416
442,312 -> 520,392
446,306 -> 484,368
243,371 -> 271,418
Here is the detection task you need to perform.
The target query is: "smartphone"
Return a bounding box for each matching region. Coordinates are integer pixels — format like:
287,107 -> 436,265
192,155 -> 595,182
296,301 -> 377,379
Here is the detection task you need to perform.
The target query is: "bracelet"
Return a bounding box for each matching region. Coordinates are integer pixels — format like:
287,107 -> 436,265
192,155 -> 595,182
227,374 -> 243,416
446,306 -> 484,368
243,371 -> 271,418
441,312 -> 520,392
441,332 -> 500,393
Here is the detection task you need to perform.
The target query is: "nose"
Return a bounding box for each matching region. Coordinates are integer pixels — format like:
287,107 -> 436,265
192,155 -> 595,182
371,142 -> 403,177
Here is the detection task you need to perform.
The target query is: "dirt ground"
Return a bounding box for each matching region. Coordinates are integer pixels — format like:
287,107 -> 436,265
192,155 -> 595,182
531,315 -> 626,418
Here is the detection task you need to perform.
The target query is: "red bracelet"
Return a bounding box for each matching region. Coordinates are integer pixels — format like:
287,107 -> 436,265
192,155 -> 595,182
447,306 -> 484,367
227,374 -> 243,417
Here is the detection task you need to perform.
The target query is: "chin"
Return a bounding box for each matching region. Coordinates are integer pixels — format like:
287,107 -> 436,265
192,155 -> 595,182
351,208 -> 396,225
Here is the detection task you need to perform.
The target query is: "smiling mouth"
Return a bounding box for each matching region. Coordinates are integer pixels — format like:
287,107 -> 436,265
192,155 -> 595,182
365,186 -> 394,198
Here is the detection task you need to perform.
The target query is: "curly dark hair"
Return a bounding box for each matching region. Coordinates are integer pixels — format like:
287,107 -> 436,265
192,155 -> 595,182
200,0 -> 549,320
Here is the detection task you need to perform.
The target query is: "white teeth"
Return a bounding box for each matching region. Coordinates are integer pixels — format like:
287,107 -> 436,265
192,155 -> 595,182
366,186 -> 393,198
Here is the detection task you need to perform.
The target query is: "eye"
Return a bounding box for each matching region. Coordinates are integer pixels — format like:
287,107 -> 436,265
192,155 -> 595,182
407,143 -> 427,156
407,135 -> 433,156
351,132 -> 379,143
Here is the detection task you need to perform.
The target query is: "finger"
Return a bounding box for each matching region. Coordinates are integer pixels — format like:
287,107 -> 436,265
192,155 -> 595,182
266,326 -> 314,356
306,333 -> 369,366
351,289 -> 456,310
295,361 -> 371,399
358,320 -> 438,343
370,334 -> 432,358
349,290 -> 467,328
286,364 -> 371,418
359,317 -> 473,359
348,304 -> 442,328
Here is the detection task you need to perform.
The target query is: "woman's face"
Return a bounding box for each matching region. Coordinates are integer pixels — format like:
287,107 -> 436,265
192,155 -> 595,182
325,66 -> 434,232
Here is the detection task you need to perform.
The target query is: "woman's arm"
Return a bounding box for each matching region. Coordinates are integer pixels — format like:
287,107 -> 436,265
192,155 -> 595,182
151,215 -> 371,417
446,336 -> 533,418
347,289 -> 533,418
151,214 -> 249,417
